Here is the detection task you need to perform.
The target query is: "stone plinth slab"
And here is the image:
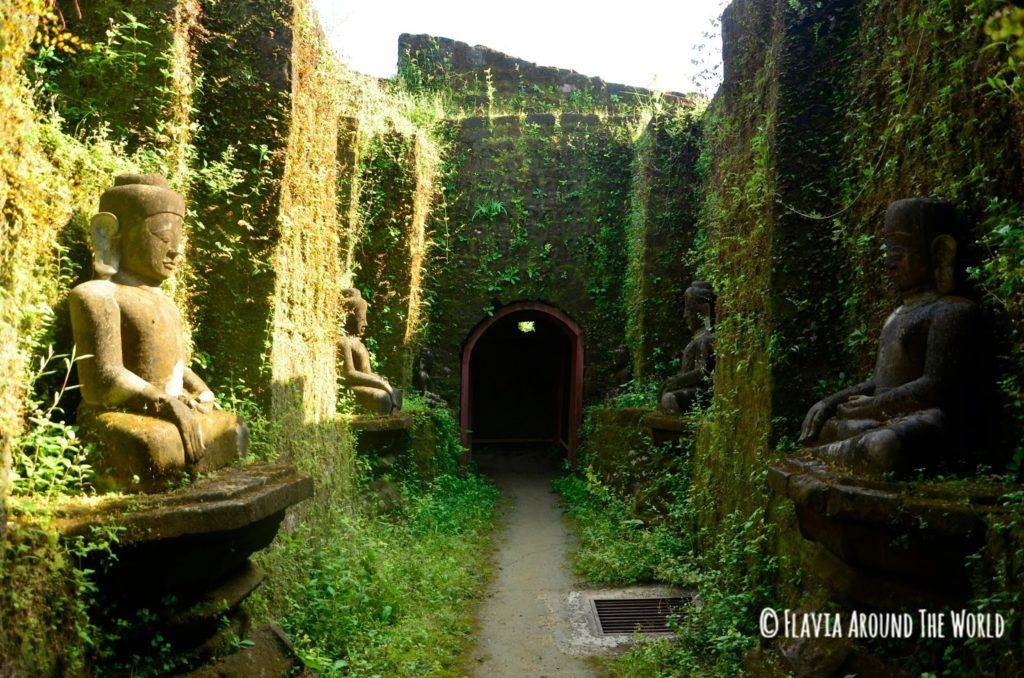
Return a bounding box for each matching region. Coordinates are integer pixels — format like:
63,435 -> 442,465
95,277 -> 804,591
56,463 -> 312,604
769,456 -> 1012,608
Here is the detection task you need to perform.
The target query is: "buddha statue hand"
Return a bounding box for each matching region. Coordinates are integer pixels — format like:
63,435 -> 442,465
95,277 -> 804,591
836,394 -> 878,419
800,397 -> 839,444
187,390 -> 216,415
155,395 -> 206,463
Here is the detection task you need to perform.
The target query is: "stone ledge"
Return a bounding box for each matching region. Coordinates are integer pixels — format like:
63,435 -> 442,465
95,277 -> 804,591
344,411 -> 414,432
54,463 -> 314,542
768,456 -> 1009,539
641,411 -> 692,434
769,455 -> 1015,607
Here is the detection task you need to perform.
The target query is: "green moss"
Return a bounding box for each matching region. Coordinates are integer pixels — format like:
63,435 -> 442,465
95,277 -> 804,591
27,1 -> 179,151
422,112 -> 638,406
0,519 -> 97,675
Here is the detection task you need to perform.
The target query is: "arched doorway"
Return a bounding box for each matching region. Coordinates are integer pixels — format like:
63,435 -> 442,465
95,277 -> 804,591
460,302 -> 584,465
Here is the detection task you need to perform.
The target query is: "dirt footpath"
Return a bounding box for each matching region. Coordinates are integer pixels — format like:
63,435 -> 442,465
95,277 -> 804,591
465,447 -> 601,678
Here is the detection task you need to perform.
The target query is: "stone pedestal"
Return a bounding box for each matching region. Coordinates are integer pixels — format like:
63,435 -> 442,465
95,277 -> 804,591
347,413 -> 414,511
642,411 -> 691,446
56,463 -> 313,673
766,455 -> 1018,676
347,412 -> 414,462
584,408 -> 651,492
769,457 -> 1008,608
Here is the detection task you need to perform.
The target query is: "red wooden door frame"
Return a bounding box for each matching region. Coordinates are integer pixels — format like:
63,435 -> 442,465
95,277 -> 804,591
460,302 -> 584,466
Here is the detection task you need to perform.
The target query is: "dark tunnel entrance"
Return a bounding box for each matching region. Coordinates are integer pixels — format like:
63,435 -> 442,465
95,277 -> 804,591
460,303 -> 583,464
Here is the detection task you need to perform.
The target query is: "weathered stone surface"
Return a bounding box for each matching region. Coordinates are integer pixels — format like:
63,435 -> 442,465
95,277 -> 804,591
70,174 -> 247,492
348,411 -> 414,434
398,34 -> 690,111
107,561 -> 265,662
641,412 -> 691,434
349,413 -> 414,486
769,456 -> 1011,607
54,463 -> 311,670
165,561 -> 266,637
55,463 -> 310,604
186,624 -> 310,677
56,463 -> 313,543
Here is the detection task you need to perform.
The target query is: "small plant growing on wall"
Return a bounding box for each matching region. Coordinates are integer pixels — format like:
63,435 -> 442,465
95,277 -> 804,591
471,199 -> 507,222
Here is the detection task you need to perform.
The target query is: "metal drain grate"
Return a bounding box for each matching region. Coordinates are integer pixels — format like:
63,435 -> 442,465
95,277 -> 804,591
591,597 -> 689,635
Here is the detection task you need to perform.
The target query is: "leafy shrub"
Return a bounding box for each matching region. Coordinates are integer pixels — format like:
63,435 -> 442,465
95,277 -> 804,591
267,471 -> 498,676
11,347 -> 93,497
557,431 -> 779,677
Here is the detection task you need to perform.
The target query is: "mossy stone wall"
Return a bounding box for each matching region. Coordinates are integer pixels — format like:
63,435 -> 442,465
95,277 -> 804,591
692,0 -> 1024,629
398,33 -> 688,114
625,115 -> 704,382
354,129 -> 437,388
422,113 -> 635,409
268,1 -> 353,505
187,0 -> 294,396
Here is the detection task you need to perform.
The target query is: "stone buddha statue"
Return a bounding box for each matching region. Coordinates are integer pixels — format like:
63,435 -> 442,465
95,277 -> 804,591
658,281 -> 716,414
70,174 -> 248,492
338,288 -> 402,415
412,347 -> 446,407
609,345 -> 633,397
798,198 -> 978,476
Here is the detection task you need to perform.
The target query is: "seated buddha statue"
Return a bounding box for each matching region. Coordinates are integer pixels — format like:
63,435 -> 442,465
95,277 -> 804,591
798,198 -> 979,476
658,281 -> 716,414
412,347 -> 446,407
70,174 -> 248,492
607,345 -> 633,399
338,288 -> 403,415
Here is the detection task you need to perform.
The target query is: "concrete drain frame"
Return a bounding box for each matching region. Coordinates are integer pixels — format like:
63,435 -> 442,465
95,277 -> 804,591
563,586 -> 695,654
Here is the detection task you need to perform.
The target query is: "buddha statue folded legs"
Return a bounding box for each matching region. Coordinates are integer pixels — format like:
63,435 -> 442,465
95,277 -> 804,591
79,406 -> 248,492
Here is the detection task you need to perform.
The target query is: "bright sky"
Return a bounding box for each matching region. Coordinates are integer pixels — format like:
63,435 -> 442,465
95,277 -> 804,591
310,0 -> 727,95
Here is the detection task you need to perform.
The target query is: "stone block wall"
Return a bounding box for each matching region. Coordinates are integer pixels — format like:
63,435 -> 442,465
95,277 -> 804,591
625,114 -> 704,382
420,112 -> 636,410
398,33 -> 690,113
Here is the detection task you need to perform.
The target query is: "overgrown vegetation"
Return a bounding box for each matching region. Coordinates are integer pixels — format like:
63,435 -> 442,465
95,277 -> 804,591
10,347 -> 93,497
556,428 -> 780,677
254,403 -> 499,676
5,0 -> 1024,674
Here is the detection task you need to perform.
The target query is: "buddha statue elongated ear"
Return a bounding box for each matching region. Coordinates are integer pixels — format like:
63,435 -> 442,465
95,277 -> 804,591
931,234 -> 957,294
90,212 -> 120,280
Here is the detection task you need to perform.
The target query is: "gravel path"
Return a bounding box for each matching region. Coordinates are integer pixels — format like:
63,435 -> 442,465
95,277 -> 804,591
465,447 -> 601,678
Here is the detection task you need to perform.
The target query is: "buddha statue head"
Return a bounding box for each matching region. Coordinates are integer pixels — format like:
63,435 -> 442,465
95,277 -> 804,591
90,174 -> 186,285
342,288 -> 370,337
341,288 -> 369,337
684,281 -> 716,333
883,198 -> 960,296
